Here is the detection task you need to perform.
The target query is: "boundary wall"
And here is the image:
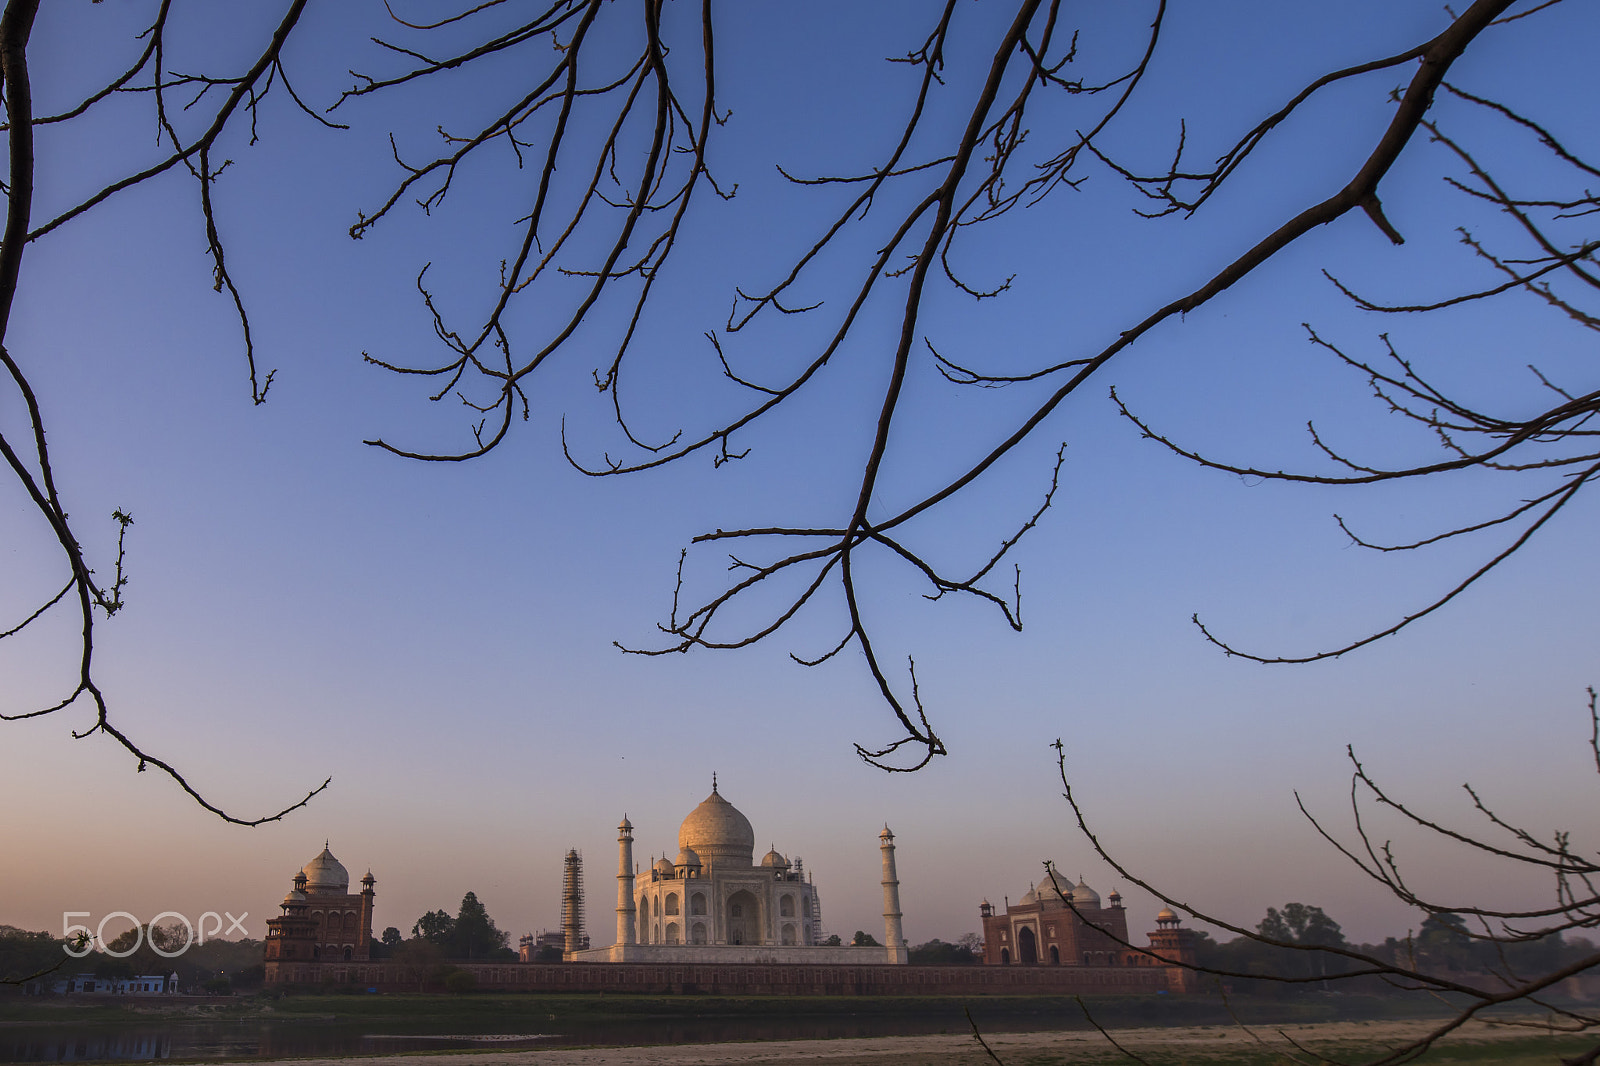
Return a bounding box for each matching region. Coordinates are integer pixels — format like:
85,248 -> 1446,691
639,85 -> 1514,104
266,960 -> 1190,995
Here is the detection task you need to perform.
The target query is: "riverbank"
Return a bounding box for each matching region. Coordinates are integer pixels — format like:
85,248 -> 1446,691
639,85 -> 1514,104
157,1017 -> 1595,1066
4,993 -> 1589,1063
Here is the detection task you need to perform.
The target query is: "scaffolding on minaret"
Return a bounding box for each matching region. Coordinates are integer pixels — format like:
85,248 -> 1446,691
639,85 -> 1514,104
561,848 -> 585,956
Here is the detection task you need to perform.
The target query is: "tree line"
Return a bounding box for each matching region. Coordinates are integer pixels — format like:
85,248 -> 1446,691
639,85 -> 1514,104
377,891 -> 514,965
0,924 -> 263,994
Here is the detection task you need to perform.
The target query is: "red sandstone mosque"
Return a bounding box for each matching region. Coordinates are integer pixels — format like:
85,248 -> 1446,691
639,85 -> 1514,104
979,865 -> 1198,978
263,844 -> 376,965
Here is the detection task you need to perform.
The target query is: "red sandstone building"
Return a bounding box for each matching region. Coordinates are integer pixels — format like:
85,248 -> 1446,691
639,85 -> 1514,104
263,844 -> 376,965
980,866 -> 1199,988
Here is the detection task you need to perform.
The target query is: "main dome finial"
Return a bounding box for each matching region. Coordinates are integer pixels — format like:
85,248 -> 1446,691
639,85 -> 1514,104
712,771 -> 718,794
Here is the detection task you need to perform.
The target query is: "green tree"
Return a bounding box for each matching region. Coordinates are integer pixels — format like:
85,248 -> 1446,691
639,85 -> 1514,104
96,924 -> 187,979
908,938 -> 979,965
1257,903 -> 1345,949
1253,903 -> 1347,984
173,937 -> 265,991
0,927 -> 69,988
92,953 -> 136,981
380,927 -> 402,949
448,891 -> 509,960
1417,913 -> 1479,971
851,930 -> 880,947
411,909 -> 454,947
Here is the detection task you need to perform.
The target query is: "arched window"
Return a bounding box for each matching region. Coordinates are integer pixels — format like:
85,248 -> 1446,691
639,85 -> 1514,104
691,893 -> 707,916
665,922 -> 680,945
1000,947 -> 1010,965
781,923 -> 797,945
691,923 -> 707,945
780,896 -> 795,917
665,893 -> 680,916
343,946 -> 353,961
726,891 -> 759,946
1049,945 -> 1060,965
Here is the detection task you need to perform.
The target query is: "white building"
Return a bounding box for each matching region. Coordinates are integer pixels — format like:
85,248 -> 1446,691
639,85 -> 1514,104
41,973 -> 178,995
570,779 -> 908,964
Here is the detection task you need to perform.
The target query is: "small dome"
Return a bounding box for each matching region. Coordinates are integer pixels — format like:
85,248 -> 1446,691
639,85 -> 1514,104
1020,882 -> 1038,906
677,846 -> 701,868
282,888 -> 307,905
1156,906 -> 1177,922
302,845 -> 349,892
760,848 -> 789,868
1070,878 -> 1101,908
654,857 -> 675,877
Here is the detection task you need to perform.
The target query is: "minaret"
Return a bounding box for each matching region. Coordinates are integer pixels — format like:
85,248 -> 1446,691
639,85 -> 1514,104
879,826 -> 907,964
359,870 -> 376,960
616,816 -> 637,947
561,849 -> 585,957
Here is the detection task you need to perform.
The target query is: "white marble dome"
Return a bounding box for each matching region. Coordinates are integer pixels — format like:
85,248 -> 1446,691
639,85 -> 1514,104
301,845 -> 349,892
1038,868 -> 1073,906
678,786 -> 755,868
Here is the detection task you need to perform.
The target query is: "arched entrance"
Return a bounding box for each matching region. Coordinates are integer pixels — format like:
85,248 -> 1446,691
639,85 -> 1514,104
1049,945 -> 1060,965
1000,947 -> 1010,965
726,890 -> 761,945
1018,926 -> 1038,965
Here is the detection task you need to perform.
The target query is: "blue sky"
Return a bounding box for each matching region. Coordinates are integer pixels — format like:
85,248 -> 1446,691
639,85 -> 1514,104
3,0 -> 1597,951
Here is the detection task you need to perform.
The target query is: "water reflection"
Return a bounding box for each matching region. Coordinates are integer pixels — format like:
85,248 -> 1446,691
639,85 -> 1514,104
1,1031 -> 172,1063
1,1006 -> 1090,1062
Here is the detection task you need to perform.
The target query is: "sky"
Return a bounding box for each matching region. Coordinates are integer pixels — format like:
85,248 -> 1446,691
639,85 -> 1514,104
2,0 -> 1597,955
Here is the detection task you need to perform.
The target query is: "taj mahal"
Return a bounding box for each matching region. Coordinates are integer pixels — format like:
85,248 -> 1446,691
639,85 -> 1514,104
569,777 -> 908,964
264,776 -> 1202,994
